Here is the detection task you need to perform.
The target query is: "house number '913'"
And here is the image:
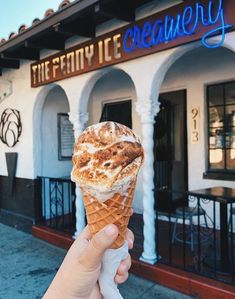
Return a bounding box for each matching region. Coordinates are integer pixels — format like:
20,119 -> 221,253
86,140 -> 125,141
191,107 -> 199,144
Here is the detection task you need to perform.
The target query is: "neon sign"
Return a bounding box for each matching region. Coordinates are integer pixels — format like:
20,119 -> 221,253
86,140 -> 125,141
123,0 -> 232,52
31,0 -> 235,87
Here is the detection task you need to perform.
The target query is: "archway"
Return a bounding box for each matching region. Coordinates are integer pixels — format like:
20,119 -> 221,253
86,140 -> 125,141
33,84 -> 75,226
33,84 -> 72,178
87,69 -> 137,126
153,45 -> 235,214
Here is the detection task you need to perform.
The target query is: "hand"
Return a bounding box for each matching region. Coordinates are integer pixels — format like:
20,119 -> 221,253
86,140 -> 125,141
43,224 -> 134,299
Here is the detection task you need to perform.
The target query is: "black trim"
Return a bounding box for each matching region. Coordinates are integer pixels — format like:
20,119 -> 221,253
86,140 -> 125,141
203,171 -> 235,181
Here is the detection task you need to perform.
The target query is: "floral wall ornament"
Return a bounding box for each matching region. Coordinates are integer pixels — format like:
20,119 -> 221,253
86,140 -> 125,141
0,108 -> 22,147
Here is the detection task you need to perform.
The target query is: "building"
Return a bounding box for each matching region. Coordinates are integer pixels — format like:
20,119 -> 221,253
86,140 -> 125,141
0,0 -> 235,297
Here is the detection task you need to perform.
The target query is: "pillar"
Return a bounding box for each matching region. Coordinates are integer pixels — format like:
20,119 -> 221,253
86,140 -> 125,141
69,111 -> 89,238
136,96 -> 159,264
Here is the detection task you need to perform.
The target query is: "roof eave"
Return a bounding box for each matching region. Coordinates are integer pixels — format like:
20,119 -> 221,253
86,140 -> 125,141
0,0 -> 99,53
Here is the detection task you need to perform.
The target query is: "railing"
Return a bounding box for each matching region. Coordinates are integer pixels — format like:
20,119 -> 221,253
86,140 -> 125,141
155,188 -> 235,286
34,179 -> 235,285
35,176 -> 76,234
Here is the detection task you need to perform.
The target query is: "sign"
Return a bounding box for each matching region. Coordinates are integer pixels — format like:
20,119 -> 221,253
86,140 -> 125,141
57,113 -> 74,160
31,0 -> 234,87
191,107 -> 200,144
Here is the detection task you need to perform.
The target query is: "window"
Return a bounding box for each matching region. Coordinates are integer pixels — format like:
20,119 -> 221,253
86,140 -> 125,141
206,81 -> 235,179
99,100 -> 132,128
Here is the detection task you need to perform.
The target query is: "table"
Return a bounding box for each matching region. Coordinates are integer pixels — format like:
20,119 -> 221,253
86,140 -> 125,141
188,186 -> 235,274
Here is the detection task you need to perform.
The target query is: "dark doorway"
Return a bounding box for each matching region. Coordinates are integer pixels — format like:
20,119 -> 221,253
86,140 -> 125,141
99,100 -> 132,128
154,90 -> 188,213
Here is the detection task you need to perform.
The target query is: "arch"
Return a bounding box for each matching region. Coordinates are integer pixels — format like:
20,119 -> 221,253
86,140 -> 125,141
150,41 -> 235,104
32,83 -> 71,177
78,66 -> 137,114
79,65 -> 144,212
149,40 -> 235,203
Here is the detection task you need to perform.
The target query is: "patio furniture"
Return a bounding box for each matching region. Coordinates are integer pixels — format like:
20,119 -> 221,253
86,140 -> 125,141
171,206 -> 208,252
188,187 -> 235,274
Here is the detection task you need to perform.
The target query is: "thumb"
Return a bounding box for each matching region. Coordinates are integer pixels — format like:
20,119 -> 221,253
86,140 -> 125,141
79,224 -> 119,270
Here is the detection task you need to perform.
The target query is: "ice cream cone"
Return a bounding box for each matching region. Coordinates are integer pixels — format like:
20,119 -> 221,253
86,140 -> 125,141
71,121 -> 144,249
81,179 -> 136,249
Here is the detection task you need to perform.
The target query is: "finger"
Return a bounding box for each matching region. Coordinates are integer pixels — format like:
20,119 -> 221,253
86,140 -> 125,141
125,229 -> 134,250
78,224 -> 118,270
116,254 -> 131,276
115,272 -> 129,284
68,226 -> 92,256
76,226 -> 92,242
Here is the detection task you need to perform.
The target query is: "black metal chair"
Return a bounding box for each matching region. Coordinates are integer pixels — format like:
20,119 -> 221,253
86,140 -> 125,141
171,206 -> 209,252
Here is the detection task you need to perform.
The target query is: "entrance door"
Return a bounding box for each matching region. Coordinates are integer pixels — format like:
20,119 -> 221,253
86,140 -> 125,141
154,90 -> 188,212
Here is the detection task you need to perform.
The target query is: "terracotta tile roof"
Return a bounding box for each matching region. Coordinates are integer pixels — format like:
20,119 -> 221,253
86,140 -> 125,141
1,0 -> 72,43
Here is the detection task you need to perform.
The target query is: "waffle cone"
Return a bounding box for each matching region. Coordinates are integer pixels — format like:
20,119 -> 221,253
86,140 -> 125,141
81,180 -> 136,249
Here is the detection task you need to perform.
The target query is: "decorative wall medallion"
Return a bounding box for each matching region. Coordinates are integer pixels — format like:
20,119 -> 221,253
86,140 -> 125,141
0,108 -> 22,147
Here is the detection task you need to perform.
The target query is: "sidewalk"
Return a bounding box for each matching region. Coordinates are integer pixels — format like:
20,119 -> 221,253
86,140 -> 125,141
0,223 -> 194,299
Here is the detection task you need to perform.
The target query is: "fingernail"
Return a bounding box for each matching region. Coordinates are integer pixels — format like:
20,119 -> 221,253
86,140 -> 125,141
105,225 -> 117,236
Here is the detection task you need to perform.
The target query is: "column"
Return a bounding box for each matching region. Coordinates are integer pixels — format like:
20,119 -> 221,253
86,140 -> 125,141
69,111 -> 89,238
136,97 -> 159,264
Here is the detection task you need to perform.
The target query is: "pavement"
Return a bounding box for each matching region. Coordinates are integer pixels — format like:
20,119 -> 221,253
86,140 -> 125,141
0,223 -> 194,299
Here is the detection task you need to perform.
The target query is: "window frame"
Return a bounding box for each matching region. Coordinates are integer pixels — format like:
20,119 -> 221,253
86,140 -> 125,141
204,80 -> 235,181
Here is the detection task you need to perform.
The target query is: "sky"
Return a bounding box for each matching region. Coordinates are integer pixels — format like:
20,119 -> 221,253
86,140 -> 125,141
0,0 -> 73,39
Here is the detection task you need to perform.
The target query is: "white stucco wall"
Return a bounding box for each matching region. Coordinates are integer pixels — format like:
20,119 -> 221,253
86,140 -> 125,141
0,0 -> 200,181
88,70 -> 137,124
1,44 -> 235,214
0,61 -> 42,179
0,63 -> 73,180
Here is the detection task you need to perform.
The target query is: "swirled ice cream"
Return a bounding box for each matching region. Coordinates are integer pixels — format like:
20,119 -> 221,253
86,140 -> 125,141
71,122 -> 144,202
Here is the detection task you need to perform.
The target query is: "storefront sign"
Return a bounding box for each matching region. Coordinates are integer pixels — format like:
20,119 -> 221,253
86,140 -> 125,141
191,107 -> 200,144
31,0 -> 235,87
123,0 -> 231,52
